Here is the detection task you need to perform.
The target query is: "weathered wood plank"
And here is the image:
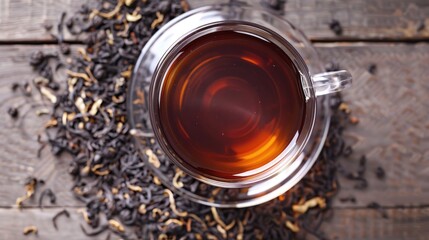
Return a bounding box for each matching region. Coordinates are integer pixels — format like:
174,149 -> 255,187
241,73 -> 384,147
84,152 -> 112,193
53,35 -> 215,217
321,207 -> 429,240
0,207 -> 428,240
0,208 -> 108,240
317,43 -> 429,208
0,0 -> 428,42
0,0 -> 87,42
0,43 -> 428,208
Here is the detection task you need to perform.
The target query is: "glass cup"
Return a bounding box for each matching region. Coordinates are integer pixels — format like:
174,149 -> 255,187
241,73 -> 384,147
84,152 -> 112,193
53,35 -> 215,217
128,1 -> 352,207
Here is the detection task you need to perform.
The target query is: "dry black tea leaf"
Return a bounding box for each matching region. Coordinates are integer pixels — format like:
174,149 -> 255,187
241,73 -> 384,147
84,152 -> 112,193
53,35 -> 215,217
52,209 -> 70,230
329,19 -> 343,36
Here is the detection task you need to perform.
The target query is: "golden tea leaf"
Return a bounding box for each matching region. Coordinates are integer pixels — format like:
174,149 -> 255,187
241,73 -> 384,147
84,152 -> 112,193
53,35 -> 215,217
77,48 -> 92,62
210,207 -> 227,229
75,97 -> 86,115
285,221 -> 300,233
66,70 -> 91,82
165,219 -> 184,226
292,197 -> 326,214
96,0 -> 124,19
89,99 -> 103,116
40,87 -> 57,103
138,204 -> 147,214
172,169 -> 184,188
127,184 -> 143,192
164,189 -> 188,217
108,219 -> 125,232
145,149 -> 161,168
126,13 -> 142,22
151,12 -> 164,29
92,164 -> 109,176
125,0 -> 135,7
23,226 -> 38,235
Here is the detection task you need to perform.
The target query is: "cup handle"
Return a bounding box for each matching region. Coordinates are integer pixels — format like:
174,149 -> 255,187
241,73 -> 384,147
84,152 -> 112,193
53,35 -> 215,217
311,70 -> 352,97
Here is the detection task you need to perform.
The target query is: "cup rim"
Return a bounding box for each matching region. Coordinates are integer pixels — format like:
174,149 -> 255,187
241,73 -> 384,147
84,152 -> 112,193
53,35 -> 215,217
148,20 -> 317,188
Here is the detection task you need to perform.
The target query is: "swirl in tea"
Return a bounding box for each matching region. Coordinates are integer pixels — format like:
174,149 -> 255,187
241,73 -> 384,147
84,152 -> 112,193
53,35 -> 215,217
159,30 -> 306,180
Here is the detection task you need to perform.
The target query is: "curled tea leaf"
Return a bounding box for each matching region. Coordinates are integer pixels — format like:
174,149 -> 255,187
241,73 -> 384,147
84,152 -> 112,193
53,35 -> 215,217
108,219 -> 125,233
94,0 -> 124,19
126,13 -> 142,22
127,184 -> 143,192
23,226 -> 38,235
77,48 -> 91,62
77,208 -> 91,224
66,70 -> 91,82
151,12 -> 164,29
40,87 -> 57,103
210,207 -> 227,229
164,189 -> 187,217
145,149 -> 160,168
217,224 -> 227,239
172,169 -> 184,188
138,204 -> 147,214
292,197 -> 326,214
164,219 -> 184,226
125,0 -> 136,7
75,97 -> 86,115
285,221 -> 300,233
92,164 -> 109,176
89,99 -> 103,116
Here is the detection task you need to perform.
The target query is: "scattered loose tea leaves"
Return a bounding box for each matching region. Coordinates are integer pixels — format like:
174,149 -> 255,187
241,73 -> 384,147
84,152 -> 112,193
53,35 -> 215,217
16,1 -> 362,239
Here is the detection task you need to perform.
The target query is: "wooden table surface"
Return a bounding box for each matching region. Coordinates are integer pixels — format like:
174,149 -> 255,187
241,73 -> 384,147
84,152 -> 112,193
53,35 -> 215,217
0,0 -> 428,239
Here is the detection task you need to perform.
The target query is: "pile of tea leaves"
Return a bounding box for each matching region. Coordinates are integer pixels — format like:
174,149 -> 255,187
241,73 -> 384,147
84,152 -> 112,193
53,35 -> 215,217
12,0 -> 358,239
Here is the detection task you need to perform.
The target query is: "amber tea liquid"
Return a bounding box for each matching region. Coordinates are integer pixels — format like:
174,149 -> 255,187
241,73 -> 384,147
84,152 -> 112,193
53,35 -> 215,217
158,30 -> 306,180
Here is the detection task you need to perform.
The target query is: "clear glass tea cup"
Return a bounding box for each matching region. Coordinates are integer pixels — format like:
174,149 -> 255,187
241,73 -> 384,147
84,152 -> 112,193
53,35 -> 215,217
128,1 -> 352,207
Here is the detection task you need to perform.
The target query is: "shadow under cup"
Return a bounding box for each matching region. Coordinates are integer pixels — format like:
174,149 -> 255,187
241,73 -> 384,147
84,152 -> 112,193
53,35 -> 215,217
149,22 -> 317,188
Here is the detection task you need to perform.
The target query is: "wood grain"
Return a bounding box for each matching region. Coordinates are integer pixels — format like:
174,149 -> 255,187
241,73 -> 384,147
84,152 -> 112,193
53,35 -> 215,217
0,0 -> 87,42
320,207 -> 429,240
0,45 -> 82,208
0,208 -> 109,240
317,43 -> 429,208
0,207 -> 428,240
0,43 -> 428,209
0,0 -> 429,42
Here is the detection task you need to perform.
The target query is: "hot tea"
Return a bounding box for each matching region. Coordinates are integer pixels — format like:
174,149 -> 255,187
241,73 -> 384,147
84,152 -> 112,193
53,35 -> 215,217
158,29 -> 306,180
